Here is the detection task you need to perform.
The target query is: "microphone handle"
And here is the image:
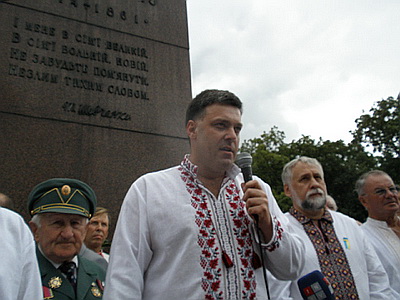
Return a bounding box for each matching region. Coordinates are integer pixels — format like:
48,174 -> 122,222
241,166 -> 257,221
241,166 -> 253,183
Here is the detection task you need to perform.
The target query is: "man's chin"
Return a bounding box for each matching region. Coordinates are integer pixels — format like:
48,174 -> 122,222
220,152 -> 235,162
89,241 -> 104,249
55,243 -> 79,253
50,251 -> 78,263
302,198 -> 326,211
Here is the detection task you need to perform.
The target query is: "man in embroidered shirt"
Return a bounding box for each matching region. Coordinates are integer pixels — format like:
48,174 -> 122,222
28,178 -> 106,300
356,170 -> 400,297
104,89 -> 305,300
268,156 -> 392,299
0,205 -> 42,300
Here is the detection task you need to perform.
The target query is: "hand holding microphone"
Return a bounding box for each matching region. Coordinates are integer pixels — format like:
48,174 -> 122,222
236,152 -> 272,299
236,152 -> 257,221
235,152 -> 271,233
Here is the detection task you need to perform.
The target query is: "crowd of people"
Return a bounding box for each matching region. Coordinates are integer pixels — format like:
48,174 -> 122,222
1,89 -> 399,299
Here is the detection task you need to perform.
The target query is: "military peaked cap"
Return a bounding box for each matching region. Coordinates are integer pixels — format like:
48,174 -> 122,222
28,178 -> 96,218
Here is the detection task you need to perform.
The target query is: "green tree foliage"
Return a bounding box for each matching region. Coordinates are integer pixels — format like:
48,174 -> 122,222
241,127 -> 376,222
352,96 -> 400,183
241,95 -> 400,221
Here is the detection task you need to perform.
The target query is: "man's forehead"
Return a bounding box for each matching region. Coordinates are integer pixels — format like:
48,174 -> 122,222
91,214 -> 109,221
43,212 -> 86,221
293,162 -> 322,176
365,174 -> 394,188
204,103 -> 241,116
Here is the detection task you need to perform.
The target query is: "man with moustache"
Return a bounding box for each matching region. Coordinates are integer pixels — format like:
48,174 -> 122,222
28,178 -> 106,299
268,156 -> 392,299
104,89 -> 305,300
356,170 -> 400,297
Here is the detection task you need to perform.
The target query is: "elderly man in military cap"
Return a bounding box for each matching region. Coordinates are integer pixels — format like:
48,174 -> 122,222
28,178 -> 106,300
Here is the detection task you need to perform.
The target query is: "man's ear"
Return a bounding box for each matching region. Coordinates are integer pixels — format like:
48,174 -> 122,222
28,221 -> 40,242
284,184 -> 292,198
358,195 -> 368,209
186,120 -> 197,139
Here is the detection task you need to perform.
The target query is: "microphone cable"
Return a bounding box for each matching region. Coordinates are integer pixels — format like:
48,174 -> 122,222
254,216 -> 271,300
235,152 -> 270,299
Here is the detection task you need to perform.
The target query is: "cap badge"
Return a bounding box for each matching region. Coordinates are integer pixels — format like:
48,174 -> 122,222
61,185 -> 71,196
49,276 -> 62,289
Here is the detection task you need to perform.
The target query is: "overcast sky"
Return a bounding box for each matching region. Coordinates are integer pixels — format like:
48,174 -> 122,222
187,1 -> 399,144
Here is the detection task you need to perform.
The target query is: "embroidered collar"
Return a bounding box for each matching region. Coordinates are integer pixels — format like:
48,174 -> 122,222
180,154 -> 240,181
289,207 -> 333,225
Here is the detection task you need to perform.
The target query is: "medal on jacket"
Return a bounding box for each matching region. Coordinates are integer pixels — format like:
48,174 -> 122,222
91,282 -> 102,297
48,277 -> 62,289
96,279 -> 105,291
42,286 -> 54,299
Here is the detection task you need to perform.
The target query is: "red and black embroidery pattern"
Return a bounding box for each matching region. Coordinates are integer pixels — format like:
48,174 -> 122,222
290,208 -> 359,299
179,157 -> 257,299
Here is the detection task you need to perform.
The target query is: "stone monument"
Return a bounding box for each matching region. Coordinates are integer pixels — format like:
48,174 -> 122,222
0,0 -> 191,232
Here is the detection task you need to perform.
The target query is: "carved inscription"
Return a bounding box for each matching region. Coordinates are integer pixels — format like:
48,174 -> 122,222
6,1 -> 156,121
62,101 -> 131,121
56,0 -> 156,24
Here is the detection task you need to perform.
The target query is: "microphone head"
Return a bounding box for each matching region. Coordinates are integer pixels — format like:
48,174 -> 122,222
235,152 -> 252,168
297,270 -> 334,300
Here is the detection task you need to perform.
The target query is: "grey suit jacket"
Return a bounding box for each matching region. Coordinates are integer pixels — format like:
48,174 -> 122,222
79,244 -> 108,272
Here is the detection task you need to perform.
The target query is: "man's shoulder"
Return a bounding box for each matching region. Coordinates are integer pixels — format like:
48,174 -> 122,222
78,255 -> 107,278
144,165 -> 180,177
330,211 -> 365,232
134,165 -> 181,185
0,207 -> 30,233
360,218 -> 388,234
330,210 -> 359,223
79,245 -> 108,271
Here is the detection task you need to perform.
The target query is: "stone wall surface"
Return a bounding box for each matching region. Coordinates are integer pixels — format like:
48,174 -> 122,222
0,0 -> 191,235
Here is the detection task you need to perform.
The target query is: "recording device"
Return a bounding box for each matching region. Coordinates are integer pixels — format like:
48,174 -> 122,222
297,270 -> 335,300
235,152 -> 253,182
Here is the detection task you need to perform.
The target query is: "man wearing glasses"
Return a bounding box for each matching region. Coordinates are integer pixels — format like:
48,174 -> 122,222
356,170 -> 400,297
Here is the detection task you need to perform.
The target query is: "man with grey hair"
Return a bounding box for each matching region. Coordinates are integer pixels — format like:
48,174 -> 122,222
269,156 -> 392,299
356,170 -> 400,297
28,178 -> 106,299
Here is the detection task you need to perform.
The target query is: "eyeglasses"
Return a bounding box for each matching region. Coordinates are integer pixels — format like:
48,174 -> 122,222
373,187 -> 399,196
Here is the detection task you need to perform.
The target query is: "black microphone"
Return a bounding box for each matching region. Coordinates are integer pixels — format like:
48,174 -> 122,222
235,152 -> 253,182
235,152 -> 255,221
297,270 -> 335,300
236,152 -> 270,299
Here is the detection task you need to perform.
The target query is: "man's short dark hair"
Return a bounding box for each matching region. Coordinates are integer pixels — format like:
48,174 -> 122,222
185,89 -> 243,124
